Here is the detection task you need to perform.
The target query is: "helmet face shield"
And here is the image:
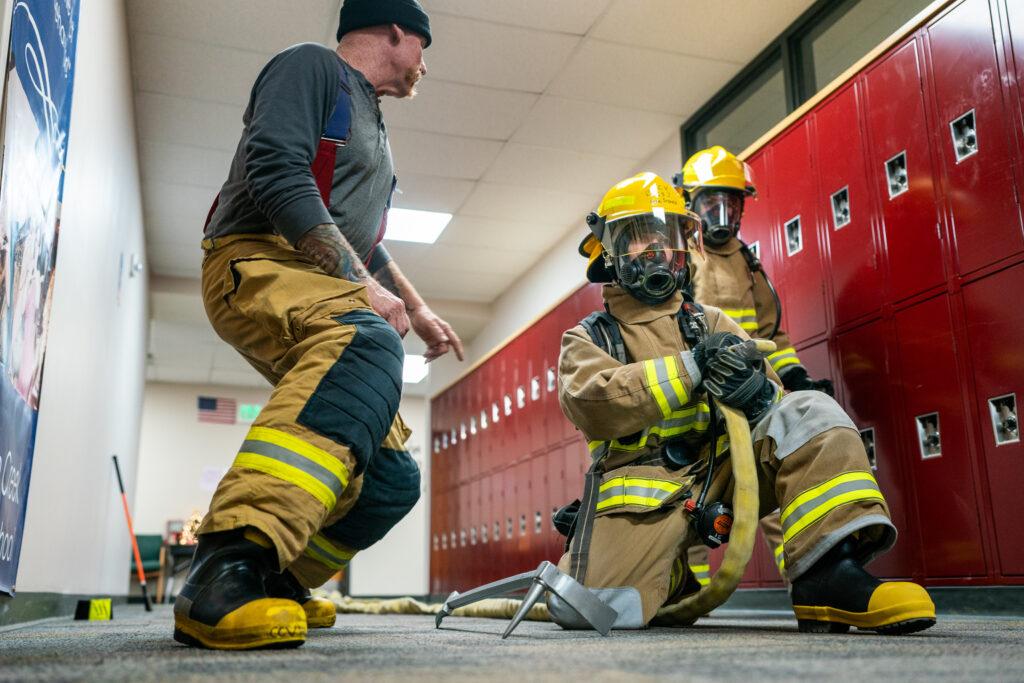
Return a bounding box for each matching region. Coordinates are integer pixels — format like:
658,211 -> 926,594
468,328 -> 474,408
691,189 -> 744,245
598,210 -> 700,304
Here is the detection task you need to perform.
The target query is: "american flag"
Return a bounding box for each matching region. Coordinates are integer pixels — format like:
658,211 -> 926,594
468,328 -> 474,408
197,396 -> 237,424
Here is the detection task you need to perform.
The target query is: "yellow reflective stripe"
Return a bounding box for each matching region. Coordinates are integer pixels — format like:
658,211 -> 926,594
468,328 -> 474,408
781,472 -> 884,543
767,347 -> 801,372
774,544 -> 785,572
303,534 -> 356,570
233,452 -> 337,510
643,359 -> 673,418
722,308 -> 758,332
689,563 -> 710,573
664,355 -> 690,409
598,477 -> 681,494
247,426 -> 349,487
696,575 -> 710,586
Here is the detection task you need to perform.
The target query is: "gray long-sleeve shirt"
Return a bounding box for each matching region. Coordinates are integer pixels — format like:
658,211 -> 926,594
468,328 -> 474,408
205,43 -> 395,261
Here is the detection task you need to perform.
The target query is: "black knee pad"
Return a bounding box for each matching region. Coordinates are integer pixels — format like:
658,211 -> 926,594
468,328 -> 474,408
298,310 -> 403,476
320,448 -> 421,550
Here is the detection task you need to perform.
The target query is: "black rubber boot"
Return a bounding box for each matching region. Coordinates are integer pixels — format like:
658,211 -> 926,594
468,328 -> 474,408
791,537 -> 935,635
173,529 -> 306,649
265,569 -> 337,629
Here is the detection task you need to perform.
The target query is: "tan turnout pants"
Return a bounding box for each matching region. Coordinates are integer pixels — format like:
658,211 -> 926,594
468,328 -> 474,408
198,235 -> 420,588
556,392 -> 896,625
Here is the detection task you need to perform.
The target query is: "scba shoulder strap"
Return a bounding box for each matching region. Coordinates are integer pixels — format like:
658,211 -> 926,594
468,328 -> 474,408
579,302 -> 707,363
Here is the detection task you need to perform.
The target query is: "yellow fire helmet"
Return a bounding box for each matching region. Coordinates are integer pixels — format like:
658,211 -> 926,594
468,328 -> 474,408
679,145 -> 757,199
584,172 -> 702,302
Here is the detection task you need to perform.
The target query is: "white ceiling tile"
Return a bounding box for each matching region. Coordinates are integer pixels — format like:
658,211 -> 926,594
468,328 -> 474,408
150,288 -> 208,326
424,15 -> 579,93
635,132 -> 685,180
422,0 -> 613,34
592,0 -> 816,64
387,241 -> 540,277
128,0 -> 337,54
438,215 -> 566,250
483,143 -> 635,195
135,93 -> 244,151
392,174 -> 475,213
394,264 -> 513,302
512,96 -> 679,158
381,81 -> 537,140
458,181 -> 596,230
388,128 -> 503,180
131,33 -> 268,107
547,39 -> 741,115
139,141 -> 234,190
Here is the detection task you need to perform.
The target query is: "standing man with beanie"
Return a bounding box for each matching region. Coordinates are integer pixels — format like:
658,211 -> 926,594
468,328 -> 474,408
175,0 -> 464,650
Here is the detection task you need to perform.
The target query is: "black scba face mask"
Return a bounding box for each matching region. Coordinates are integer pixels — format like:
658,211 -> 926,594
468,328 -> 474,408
614,246 -> 688,305
692,190 -> 744,246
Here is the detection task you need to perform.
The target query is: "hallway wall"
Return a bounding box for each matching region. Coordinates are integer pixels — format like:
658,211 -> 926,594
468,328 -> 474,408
14,0 -> 149,596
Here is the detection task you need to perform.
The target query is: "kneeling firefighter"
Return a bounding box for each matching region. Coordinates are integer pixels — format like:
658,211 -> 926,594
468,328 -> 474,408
554,172 -> 935,634
674,146 -> 835,586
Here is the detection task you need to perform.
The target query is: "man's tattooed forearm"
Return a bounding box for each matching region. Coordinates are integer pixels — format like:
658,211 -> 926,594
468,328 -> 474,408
373,263 -> 402,297
296,224 -> 369,282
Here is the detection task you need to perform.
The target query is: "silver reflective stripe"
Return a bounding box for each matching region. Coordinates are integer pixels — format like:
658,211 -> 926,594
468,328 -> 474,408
659,410 -> 710,431
651,358 -> 686,411
781,479 -> 882,536
305,535 -> 353,569
240,439 -> 345,501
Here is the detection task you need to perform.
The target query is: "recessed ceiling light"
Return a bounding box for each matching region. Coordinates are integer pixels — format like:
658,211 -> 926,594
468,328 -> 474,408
385,208 -> 452,244
403,354 -> 429,384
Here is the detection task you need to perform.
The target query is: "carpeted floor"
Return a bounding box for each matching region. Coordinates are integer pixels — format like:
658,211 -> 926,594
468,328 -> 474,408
0,605 -> 1021,682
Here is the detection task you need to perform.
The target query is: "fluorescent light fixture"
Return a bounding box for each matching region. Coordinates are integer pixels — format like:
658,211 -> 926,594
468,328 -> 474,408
403,354 -> 429,384
385,208 -> 452,244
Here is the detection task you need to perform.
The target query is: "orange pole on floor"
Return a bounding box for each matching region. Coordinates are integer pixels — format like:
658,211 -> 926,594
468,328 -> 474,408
112,455 -> 152,611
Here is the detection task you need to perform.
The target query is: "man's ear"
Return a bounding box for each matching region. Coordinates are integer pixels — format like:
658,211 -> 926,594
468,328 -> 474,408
389,23 -> 404,45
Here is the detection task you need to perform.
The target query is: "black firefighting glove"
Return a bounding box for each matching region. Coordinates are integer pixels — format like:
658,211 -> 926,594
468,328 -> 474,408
702,339 -> 777,424
691,331 -> 744,381
780,365 -> 835,397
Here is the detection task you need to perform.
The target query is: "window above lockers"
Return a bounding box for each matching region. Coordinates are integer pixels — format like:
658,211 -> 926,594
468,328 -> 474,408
682,0 -> 936,159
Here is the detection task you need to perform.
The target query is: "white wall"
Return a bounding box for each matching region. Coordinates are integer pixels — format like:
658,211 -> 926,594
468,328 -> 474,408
16,0 -> 148,595
349,395 -> 429,596
134,382 -> 430,596
134,382 -> 272,534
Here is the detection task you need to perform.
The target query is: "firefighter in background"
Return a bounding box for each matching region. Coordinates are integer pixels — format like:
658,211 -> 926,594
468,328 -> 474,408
556,171 -> 935,634
675,146 -> 837,585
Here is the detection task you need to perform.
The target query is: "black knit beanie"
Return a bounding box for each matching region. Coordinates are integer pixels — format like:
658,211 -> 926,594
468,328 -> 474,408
337,0 -> 432,47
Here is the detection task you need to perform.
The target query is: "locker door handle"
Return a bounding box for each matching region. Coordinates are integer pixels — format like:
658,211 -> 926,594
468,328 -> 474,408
950,109 -> 978,163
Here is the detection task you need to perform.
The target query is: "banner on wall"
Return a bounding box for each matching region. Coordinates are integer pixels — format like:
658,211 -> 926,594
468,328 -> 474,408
0,0 -> 81,596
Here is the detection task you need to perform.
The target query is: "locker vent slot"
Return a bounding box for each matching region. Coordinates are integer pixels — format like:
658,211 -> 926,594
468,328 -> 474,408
885,151 -> 908,198
950,109 -> 978,163
785,216 -> 803,256
859,427 -> 877,471
988,393 -> 1019,446
915,412 -> 942,459
519,514 -> 527,535
831,186 -> 851,230
534,511 -> 543,534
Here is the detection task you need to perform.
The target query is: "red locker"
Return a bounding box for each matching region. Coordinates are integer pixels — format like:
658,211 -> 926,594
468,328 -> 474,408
770,122 -> 829,344
962,264 -> 1024,575
815,83 -> 885,325
512,459 -> 532,573
793,340 -> 834,394
739,150 -> 781,281
861,39 -> 945,302
530,454 -> 550,567
547,445 -> 568,561
835,321 -> 920,578
894,295 -> 986,578
927,0 -> 1024,274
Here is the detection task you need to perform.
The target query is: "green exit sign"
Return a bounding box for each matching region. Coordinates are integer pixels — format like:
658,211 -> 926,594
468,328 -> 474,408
237,404 -> 262,423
